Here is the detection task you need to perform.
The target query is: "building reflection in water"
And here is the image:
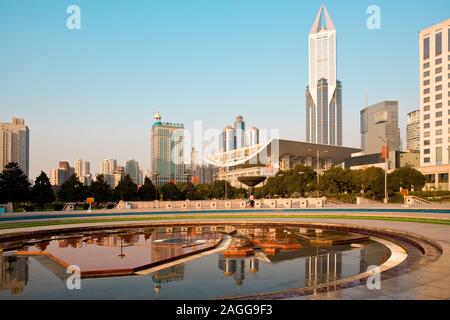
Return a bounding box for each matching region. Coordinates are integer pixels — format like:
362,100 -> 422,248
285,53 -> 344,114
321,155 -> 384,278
0,255 -> 29,295
152,264 -> 185,296
218,256 -> 260,287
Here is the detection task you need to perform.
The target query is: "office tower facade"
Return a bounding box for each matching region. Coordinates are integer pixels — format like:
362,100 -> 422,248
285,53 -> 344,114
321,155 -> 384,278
360,101 -> 400,155
306,5 -> 342,146
224,126 -> 235,152
234,116 -> 245,149
249,127 -> 260,146
125,159 -> 141,185
151,112 -> 185,186
101,159 -> 117,175
50,161 -> 74,186
419,19 -> 450,166
406,110 -> 421,152
0,118 -> 30,177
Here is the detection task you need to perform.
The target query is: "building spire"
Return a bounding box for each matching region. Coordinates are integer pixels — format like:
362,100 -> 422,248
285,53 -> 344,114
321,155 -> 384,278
310,4 -> 335,34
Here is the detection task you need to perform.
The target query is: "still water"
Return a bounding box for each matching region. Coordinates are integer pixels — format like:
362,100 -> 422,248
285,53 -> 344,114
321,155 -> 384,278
0,226 -> 390,299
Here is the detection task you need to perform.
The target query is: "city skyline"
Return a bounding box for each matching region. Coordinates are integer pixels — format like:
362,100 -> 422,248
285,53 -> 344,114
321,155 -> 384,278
1,1 -> 450,179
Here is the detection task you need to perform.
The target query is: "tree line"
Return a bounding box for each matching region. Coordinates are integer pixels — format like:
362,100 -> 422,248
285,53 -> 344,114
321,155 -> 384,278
255,165 -> 426,201
0,162 -> 427,211
0,162 -> 247,211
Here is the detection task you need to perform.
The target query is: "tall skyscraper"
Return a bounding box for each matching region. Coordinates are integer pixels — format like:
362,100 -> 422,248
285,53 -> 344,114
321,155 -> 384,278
125,159 -> 141,185
101,159 -> 117,175
419,19 -> 450,166
151,112 -> 185,186
406,110 -> 421,152
360,101 -> 400,155
234,116 -> 245,149
306,5 -> 342,146
0,118 -> 30,177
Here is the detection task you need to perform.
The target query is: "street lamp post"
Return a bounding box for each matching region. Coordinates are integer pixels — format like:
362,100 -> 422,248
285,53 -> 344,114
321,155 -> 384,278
153,171 -> 159,200
314,149 -> 328,198
379,137 -> 388,204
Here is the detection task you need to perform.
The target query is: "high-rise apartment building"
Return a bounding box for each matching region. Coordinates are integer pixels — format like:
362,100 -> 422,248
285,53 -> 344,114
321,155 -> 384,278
50,161 -> 74,186
223,126 -> 235,152
0,118 -> 30,177
249,127 -> 260,146
151,112 -> 185,186
360,101 -> 400,155
406,110 -> 421,152
101,159 -> 117,175
125,159 -> 142,185
419,19 -> 450,166
73,158 -> 91,185
306,5 -> 342,146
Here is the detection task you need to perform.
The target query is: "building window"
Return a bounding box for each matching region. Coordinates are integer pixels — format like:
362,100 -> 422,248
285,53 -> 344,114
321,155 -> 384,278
424,131 -> 430,138
424,105 -> 430,111
424,158 -> 431,164
436,85 -> 442,91
424,97 -> 430,103
436,129 -> 442,136
424,71 -> 430,77
424,149 -> 431,155
424,114 -> 431,120
436,102 -> 443,109
436,94 -> 442,100
425,174 -> 434,182
436,32 -> 442,55
424,88 -> 430,94
424,123 -> 431,129
424,140 -> 431,146
424,37 -> 430,60
436,147 -> 443,165
424,80 -> 430,85
436,67 -> 442,74
439,174 -> 449,183
436,111 -> 443,118
436,58 -> 442,65
436,76 -> 442,82
436,138 -> 443,145
436,120 -> 443,127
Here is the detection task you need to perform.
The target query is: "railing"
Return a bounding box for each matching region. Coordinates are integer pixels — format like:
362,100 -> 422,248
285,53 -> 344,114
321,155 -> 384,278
116,198 -> 326,210
404,196 -> 432,206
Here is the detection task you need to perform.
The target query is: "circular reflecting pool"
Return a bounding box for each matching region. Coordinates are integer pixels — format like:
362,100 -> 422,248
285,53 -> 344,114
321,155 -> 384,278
0,225 -> 392,299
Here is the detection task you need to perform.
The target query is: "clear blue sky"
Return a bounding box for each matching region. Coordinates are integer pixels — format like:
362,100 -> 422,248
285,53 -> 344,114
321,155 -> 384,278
1,0 -> 449,179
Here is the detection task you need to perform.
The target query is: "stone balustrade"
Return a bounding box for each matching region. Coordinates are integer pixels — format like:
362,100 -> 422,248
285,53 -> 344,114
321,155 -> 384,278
116,198 -> 326,210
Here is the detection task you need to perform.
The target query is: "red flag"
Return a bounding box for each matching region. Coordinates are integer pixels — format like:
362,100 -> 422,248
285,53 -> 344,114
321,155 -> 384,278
382,145 -> 390,160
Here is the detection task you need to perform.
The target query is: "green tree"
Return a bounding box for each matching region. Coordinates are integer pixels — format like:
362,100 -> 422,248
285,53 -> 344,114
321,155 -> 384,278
160,182 -> 184,201
31,171 -> 55,210
388,167 -> 426,193
209,180 -> 233,199
195,183 -> 211,200
138,177 -> 157,201
0,162 -> 31,204
114,175 -> 139,201
88,174 -> 113,207
355,167 -> 385,200
57,174 -> 87,202
320,167 -> 357,196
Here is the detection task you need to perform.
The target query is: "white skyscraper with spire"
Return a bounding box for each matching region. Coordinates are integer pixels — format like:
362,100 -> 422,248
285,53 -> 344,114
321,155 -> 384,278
306,5 -> 342,146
